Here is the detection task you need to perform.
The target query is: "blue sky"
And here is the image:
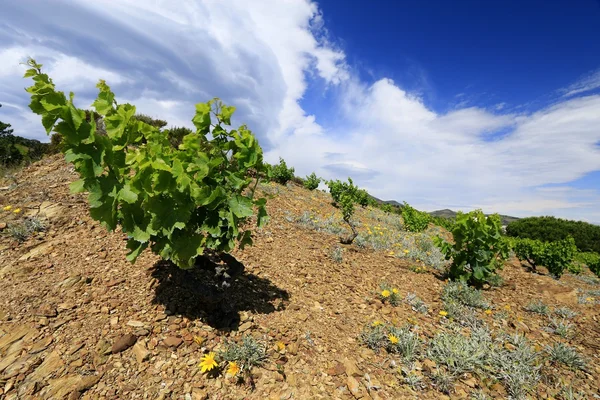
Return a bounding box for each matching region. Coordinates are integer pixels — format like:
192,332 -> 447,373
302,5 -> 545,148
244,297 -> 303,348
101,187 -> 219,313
1,0 -> 600,222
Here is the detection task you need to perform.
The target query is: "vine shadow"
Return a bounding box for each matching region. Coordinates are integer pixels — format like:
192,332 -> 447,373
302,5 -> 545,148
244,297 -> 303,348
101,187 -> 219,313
150,255 -> 289,331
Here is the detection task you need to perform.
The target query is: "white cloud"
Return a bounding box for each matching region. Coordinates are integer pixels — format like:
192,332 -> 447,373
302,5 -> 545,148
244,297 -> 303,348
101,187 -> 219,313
0,0 -> 599,221
561,69 -> 600,97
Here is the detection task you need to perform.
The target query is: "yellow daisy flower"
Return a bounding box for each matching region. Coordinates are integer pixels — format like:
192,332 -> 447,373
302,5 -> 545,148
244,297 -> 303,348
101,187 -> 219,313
275,341 -> 286,351
226,361 -> 240,377
381,289 -> 391,298
403,249 -> 409,254
504,305 -> 511,311
484,309 -> 492,315
13,208 -> 21,214
388,334 -> 399,345
198,352 -> 218,373
439,310 -> 448,317
3,205 -> 12,211
392,288 -> 399,294
372,320 -> 383,327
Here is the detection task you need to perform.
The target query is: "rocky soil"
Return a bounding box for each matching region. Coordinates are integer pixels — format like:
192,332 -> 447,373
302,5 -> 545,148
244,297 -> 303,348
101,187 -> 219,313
0,155 -> 599,399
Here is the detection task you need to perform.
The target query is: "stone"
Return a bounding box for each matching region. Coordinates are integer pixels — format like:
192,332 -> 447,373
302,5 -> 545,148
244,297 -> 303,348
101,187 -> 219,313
127,320 -> 145,328
326,362 -> 345,376
35,304 -> 58,318
343,357 -> 362,377
111,334 -> 137,354
191,388 -> 209,400
0,222 -> 6,230
347,376 -> 361,397
422,358 -> 437,373
164,336 -> 183,348
133,341 -> 151,363
238,322 -> 253,332
105,278 -> 125,287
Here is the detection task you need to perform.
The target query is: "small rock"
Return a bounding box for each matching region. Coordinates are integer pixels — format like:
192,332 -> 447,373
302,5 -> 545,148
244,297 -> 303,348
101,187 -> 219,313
105,278 -> 125,287
347,376 -> 361,397
110,316 -> 119,326
133,341 -> 151,363
343,357 -> 362,377
191,388 -> 208,400
111,334 -> 137,354
164,336 -> 183,348
422,358 -> 437,373
127,320 -> 145,328
238,322 -> 253,332
326,362 -> 345,376
462,376 -> 478,388
35,305 -> 58,318
0,222 -> 6,230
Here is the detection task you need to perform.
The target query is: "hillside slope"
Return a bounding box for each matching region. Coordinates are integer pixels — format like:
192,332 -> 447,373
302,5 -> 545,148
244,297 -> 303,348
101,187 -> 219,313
0,156 -> 599,399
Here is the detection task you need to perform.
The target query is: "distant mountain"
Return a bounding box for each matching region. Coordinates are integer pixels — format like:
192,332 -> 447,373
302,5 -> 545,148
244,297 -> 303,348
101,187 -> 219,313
429,209 -> 520,226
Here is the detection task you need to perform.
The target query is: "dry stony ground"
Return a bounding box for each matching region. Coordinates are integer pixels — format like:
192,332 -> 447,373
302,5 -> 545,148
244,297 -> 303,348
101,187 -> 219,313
0,155 -> 599,400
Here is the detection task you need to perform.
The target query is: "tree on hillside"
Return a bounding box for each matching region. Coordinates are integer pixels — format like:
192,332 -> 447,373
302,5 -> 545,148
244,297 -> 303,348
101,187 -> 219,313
0,104 -> 14,138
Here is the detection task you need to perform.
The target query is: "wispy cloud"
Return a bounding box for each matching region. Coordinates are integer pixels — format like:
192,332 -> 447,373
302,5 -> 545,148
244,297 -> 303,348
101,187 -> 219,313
560,68 -> 600,97
0,0 -> 599,221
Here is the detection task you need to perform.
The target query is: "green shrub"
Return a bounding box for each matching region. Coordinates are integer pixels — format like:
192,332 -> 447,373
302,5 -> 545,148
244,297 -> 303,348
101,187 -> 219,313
506,216 -> 600,254
574,251 -> 600,277
24,58 -> 268,269
513,237 -> 577,278
431,215 -> 455,231
434,210 -> 509,286
303,172 -> 321,190
271,157 -> 294,185
327,178 -> 361,243
355,188 -> 371,207
401,202 -> 430,232
164,126 -> 193,148
219,335 -> 267,375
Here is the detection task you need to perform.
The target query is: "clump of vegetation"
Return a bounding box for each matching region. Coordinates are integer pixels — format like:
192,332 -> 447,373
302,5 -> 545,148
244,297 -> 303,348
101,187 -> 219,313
442,281 -> 490,309
330,246 -> 343,263
219,335 -> 268,377
379,283 -> 401,306
401,202 -> 430,232
327,178 -> 364,244
303,172 -> 321,190
524,300 -> 549,315
546,343 -> 586,370
359,322 -> 387,351
545,317 -> 574,338
490,333 -> 541,400
24,58 -> 268,269
405,292 -> 429,314
553,306 -> 577,319
271,157 -> 295,185
387,325 -> 422,362
430,368 -> 454,394
426,327 -> 493,374
513,237 -> 577,278
434,210 -> 509,286
506,215 -> 600,254
5,216 -> 46,242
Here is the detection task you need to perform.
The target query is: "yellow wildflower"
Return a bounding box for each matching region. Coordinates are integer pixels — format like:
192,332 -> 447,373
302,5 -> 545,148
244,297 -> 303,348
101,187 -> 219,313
372,320 -> 383,327
13,208 -> 21,214
439,310 -> 448,317
392,288 -> 399,294
3,205 -> 12,211
403,249 -> 409,254
484,309 -> 492,315
276,341 -> 286,351
504,305 -> 511,311
198,352 -> 218,373
226,361 -> 240,377
388,251 -> 395,256
381,289 -> 391,298
586,297 -> 593,302
388,334 -> 399,345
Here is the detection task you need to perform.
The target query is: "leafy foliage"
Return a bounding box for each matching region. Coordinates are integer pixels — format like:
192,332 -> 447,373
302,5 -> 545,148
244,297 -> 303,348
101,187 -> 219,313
270,157 -> 294,185
574,251 -> 600,277
24,58 -> 268,269
434,210 -> 509,286
512,237 -> 577,278
303,172 -> 321,190
355,188 -> 372,207
431,215 -> 455,231
401,202 -> 431,232
327,178 -> 361,243
506,216 -> 600,254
